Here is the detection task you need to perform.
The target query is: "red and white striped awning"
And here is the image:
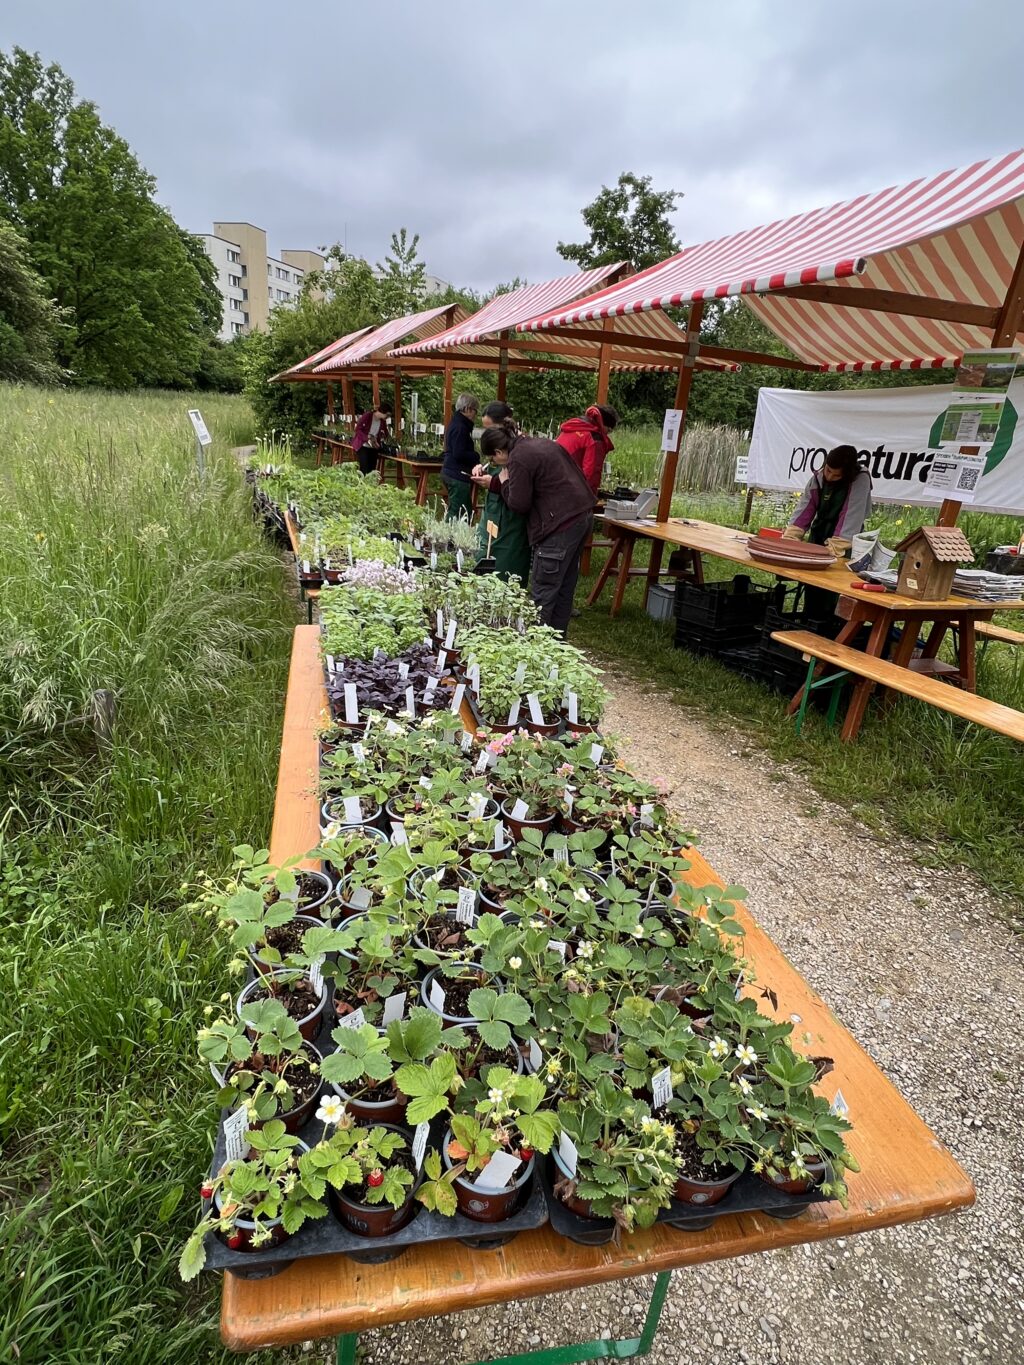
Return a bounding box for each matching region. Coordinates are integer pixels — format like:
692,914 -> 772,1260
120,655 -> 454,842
313,303 -> 462,373
520,150 -> 1024,369
273,325 -> 377,380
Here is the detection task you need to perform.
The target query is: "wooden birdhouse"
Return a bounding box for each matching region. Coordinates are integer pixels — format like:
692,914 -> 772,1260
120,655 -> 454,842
894,525 -> 974,601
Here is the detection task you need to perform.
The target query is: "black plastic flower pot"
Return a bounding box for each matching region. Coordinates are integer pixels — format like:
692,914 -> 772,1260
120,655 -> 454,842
217,1042 -> 325,1136
443,1135 -> 534,1224
237,971 -> 328,1044
499,799 -> 557,844
248,915 -> 323,976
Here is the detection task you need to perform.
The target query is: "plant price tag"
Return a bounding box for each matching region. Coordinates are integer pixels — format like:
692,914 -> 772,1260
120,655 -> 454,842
513,661 -> 527,686
428,979 -> 447,1013
337,1006 -> 367,1030
830,1089 -> 850,1119
473,1150 -> 521,1192
405,686 -> 417,718
558,1131 -> 579,1178
651,1065 -> 673,1110
589,743 -> 604,765
390,822 -> 407,846
547,939 -> 567,960
526,693 -> 545,725
223,1106 -> 250,1164
412,1120 -> 430,1172
507,699 -> 521,726
566,691 -> 579,724
308,954 -> 325,994
342,795 -> 363,825
450,682 -> 466,714
344,684 -> 358,724
382,992 -> 406,1024
398,661 -> 409,680
528,1037 -> 543,1072
510,798 -> 529,821
455,886 -> 477,925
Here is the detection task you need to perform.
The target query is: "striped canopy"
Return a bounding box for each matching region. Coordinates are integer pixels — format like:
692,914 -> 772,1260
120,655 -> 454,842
273,325 -> 377,381
313,303 -> 462,373
520,150 -> 1024,370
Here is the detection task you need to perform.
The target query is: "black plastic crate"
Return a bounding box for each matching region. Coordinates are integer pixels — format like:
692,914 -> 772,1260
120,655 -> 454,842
675,577 -> 781,630
717,644 -> 770,682
674,620 -> 762,657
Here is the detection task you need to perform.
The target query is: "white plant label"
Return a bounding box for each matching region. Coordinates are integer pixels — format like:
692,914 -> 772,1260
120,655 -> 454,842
563,787 -> 575,813
460,728 -> 473,751
308,955 -> 325,995
528,1037 -> 543,1072
526,693 -> 545,725
455,887 -> 477,925
510,798 -> 529,821
830,1089 -> 850,1119
652,1065 -> 673,1111
493,821 -> 505,850
436,609 -> 444,636
223,1106 -> 250,1164
382,992 -> 406,1024
346,545 -> 353,564
342,796 -> 362,825
507,699 -> 520,726
390,822 -> 407,846
343,684 -> 358,724
428,979 -> 447,1013
513,662 -> 527,686
589,743 -> 604,765
325,556 -> 333,570
450,683 -> 466,714
352,742 -> 366,762
373,647 -> 384,661
412,1120 -> 430,1172
548,666 -> 559,681
640,803 -> 655,828
405,686 -> 417,719
558,1131 -> 579,1178
553,843 -> 569,865
474,1150 -> 521,1192
430,550 -> 438,571
419,775 -> 433,791
348,885 -> 372,909
385,719 -> 403,735
468,663 -> 481,694
398,661 -> 409,680
475,751 -> 491,774
566,691 -> 579,724
547,939 -> 567,960
444,619 -> 457,650
436,650 -> 448,674
302,558 -> 311,573
467,791 -> 487,819
326,653 -> 335,674
423,676 -> 438,702
456,550 -> 464,573
336,1006 -> 366,1030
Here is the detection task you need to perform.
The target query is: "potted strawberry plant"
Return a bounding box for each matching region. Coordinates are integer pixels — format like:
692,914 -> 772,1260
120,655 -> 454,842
303,1116 -> 422,1238
200,998 -> 325,1135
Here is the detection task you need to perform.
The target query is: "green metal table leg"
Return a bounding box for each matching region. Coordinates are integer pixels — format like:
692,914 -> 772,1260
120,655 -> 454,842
825,675 -> 844,728
333,1271 -> 672,1365
794,658 -> 815,736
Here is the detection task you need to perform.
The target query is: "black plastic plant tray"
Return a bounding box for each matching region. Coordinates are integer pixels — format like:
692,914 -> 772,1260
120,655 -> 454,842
538,1154 -> 831,1247
202,1114 -> 549,1279
675,579 -> 779,629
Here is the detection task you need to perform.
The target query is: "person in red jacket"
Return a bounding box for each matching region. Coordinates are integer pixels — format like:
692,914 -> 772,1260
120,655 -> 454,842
556,404 -> 618,493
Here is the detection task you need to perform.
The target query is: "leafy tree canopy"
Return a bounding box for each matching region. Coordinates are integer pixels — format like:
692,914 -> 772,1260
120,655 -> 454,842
0,218 -> 64,383
558,172 -> 681,273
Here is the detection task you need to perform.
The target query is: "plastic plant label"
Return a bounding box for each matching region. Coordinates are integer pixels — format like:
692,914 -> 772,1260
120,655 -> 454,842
547,939 -> 567,960
513,661 -> 527,686
589,743 -> 604,765
494,821 -> 505,850
430,550 -> 438,571
830,1089 -> 850,1119
308,955 -> 325,994
460,728 -> 473,751
558,1131 -> 579,1178
344,684 -> 358,723
510,798 -> 529,821
563,787 -> 575,813
444,619 -> 457,650
528,1037 -> 543,1072
336,1006 -> 367,1031
473,1150 -> 521,1192
456,549 -> 464,573
468,664 -> 481,694
373,647 -> 384,661
348,886 -> 372,909
428,979 -> 446,1013
436,609 -> 444,636
390,823 -> 407,846
342,796 -> 362,825
467,791 -> 487,819
405,686 -> 417,718
652,1065 -> 673,1110
450,683 -> 466,715
566,691 -> 579,724
455,887 -> 477,925
385,719 -> 403,736
553,842 -> 569,865
640,803 -> 655,828
302,558 -> 311,573
325,557 -> 333,570
398,661 -> 409,680
507,699 -> 521,726
325,653 -> 336,674
223,1106 -> 250,1164
436,650 -> 448,674
475,751 -> 490,773
412,1121 -> 430,1172
419,776 -> 433,790
548,666 -> 559,681
352,742 -> 366,762
382,992 -> 406,1025
423,676 -> 438,702
526,693 -> 545,725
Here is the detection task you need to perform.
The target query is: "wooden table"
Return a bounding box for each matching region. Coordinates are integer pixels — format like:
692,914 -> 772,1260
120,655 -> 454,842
589,517 -> 1024,738
312,432 -> 357,468
220,625 -> 974,1355
379,451 -> 444,506
284,512 -> 320,624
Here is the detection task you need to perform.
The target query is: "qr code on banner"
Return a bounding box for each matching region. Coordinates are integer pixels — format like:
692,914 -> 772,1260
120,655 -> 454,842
956,466 -> 981,492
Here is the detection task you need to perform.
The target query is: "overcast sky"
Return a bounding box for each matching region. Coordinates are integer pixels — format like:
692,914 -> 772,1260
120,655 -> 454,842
4,1 -> 1024,291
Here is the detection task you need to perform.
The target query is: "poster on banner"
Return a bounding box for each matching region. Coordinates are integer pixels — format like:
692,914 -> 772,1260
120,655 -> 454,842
954,348 -> 1020,394
925,452 -> 987,504
660,409 -> 683,451
936,397 -> 1004,448
747,382 -> 1024,516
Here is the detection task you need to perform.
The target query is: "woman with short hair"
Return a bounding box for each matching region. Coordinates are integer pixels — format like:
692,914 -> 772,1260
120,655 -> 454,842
441,392 -> 479,521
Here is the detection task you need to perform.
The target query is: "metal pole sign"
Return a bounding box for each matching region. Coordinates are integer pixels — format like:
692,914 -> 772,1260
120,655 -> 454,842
187,408 -> 212,479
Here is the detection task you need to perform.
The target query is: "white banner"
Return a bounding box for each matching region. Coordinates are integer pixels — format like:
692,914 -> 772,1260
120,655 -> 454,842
748,381 -> 1024,515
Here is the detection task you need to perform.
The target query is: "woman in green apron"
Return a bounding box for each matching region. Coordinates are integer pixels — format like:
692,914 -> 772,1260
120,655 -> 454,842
783,444 -> 873,621
475,403 -> 531,586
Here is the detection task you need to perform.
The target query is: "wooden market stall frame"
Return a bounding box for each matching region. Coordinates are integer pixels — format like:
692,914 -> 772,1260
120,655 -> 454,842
219,624 -> 974,1357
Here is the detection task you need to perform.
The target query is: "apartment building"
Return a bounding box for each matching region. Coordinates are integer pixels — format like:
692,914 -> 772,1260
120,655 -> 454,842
200,223 -> 325,341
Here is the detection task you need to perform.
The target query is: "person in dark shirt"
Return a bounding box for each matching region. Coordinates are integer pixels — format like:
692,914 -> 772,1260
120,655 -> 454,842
351,401 -> 392,476
441,392 -> 479,522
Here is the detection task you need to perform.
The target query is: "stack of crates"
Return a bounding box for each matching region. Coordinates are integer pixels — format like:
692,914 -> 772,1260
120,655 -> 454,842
674,577 -> 782,667
756,604 -> 843,694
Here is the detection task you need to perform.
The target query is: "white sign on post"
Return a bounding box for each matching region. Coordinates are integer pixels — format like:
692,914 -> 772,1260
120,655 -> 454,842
924,451 -> 987,504
187,409 -> 212,446
735,453 -> 750,484
661,409 -> 684,451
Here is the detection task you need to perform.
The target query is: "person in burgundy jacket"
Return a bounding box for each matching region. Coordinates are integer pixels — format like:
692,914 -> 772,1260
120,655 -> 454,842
556,404 -> 618,493
351,401 -> 392,476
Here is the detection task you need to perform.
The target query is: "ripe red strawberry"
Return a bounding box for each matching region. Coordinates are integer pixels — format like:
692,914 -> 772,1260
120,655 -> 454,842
226,1232 -> 242,1249
200,1182 -> 214,1200
367,1169 -> 384,1188
519,1148 -> 534,1163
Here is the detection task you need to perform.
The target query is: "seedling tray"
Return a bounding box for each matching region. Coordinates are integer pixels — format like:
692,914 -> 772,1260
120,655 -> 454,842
202,1113 -> 549,1279
539,1154 -> 831,1246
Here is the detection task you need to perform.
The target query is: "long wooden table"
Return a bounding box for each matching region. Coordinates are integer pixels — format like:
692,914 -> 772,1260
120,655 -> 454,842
219,625 -> 974,1352
589,517 -> 1024,738
379,451 -> 444,506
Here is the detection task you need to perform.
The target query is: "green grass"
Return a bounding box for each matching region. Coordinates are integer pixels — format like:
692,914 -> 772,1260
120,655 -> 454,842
0,385 -> 309,1363
576,491 -> 1024,921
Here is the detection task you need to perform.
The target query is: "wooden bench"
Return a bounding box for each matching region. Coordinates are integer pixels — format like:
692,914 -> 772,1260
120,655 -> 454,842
974,620 -> 1024,647
773,629 -> 1024,744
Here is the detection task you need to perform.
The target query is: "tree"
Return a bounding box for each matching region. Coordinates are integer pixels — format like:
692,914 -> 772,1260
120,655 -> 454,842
558,172 -> 682,272
0,47 -> 216,386
0,219 -> 64,383
376,228 -> 426,317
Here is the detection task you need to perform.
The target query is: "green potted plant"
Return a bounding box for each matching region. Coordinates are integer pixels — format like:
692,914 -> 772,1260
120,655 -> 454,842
301,1116 -> 421,1238
199,997 -> 324,1134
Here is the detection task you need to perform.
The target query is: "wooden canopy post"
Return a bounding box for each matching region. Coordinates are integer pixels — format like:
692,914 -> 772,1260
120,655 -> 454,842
341,376 -> 354,421
393,370 -> 403,446
497,331 -> 510,402
443,360 -> 454,424
938,235 -> 1024,526
371,372 -> 380,408
325,383 -> 335,423
595,317 -> 614,404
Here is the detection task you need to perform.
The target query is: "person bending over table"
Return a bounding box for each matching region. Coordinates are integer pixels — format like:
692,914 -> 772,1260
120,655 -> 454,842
472,418 -> 596,636
352,401 -> 392,476
556,403 -> 618,494
441,392 -> 479,522
473,402 -> 531,586
783,444 -> 873,622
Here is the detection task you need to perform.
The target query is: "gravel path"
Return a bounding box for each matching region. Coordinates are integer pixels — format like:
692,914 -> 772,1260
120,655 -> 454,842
345,669 -> 1022,1365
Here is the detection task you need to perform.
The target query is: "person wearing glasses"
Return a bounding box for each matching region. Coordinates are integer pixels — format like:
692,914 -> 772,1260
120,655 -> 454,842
441,392 -> 479,522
